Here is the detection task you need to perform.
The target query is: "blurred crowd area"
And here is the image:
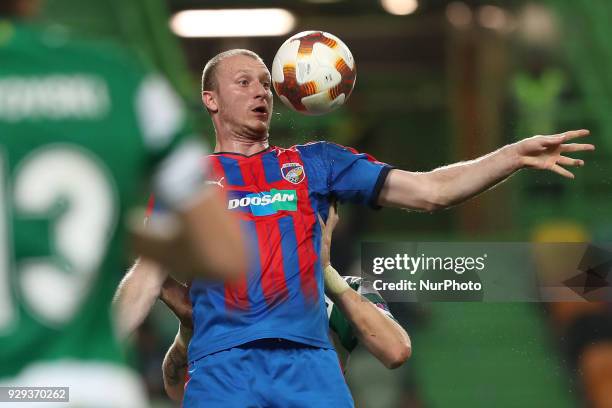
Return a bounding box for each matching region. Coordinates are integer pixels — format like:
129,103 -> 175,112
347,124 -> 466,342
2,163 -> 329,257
30,0 -> 612,406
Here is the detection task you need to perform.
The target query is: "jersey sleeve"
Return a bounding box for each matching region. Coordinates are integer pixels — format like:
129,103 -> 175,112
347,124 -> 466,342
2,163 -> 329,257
135,73 -> 210,209
324,142 -> 392,208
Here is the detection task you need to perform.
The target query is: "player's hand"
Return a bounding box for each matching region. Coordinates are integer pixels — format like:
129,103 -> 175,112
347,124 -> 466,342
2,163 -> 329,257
515,129 -> 594,178
318,200 -> 339,268
160,277 -> 193,330
317,201 -> 349,297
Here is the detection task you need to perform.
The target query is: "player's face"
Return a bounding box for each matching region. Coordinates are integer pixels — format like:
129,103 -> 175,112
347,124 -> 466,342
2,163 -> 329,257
214,55 -> 273,140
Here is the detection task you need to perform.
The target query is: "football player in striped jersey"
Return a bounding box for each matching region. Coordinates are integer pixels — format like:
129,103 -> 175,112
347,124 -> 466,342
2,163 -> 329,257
118,48 -> 592,407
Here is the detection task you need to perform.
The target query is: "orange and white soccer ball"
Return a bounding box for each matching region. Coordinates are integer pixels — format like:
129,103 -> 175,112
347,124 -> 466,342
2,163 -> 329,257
272,31 -> 356,115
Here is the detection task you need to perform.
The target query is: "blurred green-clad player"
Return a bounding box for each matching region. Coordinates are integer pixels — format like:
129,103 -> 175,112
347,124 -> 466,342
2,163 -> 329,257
0,1 -> 245,406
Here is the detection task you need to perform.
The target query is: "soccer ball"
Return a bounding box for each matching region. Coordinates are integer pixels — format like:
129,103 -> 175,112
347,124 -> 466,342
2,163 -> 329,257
272,31 -> 356,115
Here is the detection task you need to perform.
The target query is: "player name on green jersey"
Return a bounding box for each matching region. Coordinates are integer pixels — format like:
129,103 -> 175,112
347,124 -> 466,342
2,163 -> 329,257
0,75 -> 110,121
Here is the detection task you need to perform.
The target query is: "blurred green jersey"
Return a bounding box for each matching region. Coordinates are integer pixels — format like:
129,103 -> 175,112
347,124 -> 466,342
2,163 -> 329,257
0,20 -> 200,381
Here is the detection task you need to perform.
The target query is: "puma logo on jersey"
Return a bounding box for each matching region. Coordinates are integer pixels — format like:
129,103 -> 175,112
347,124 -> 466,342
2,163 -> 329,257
205,177 -> 224,188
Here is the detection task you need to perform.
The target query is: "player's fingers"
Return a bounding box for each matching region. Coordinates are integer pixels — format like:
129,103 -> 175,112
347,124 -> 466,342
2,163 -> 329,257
317,213 -> 325,230
329,200 -> 339,221
539,135 -> 564,147
560,143 -> 595,153
325,203 -> 339,232
551,164 -> 575,179
561,129 -> 590,142
557,156 -> 584,167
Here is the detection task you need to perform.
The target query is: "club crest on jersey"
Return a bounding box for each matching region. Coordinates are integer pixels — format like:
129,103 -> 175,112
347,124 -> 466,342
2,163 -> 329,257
281,163 -> 305,184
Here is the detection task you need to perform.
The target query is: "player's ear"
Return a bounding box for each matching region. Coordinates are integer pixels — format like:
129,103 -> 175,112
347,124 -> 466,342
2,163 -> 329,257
202,91 -> 218,113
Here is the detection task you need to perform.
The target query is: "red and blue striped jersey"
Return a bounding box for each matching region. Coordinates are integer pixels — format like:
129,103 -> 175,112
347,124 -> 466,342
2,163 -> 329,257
186,141 -> 391,362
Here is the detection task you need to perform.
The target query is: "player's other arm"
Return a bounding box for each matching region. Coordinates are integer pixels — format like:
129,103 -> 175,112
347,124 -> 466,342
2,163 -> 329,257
320,203 -> 411,369
378,129 -> 594,211
113,257 -> 167,340
131,189 -> 246,281
163,323 -> 191,402
177,188 -> 247,280
160,279 -> 193,401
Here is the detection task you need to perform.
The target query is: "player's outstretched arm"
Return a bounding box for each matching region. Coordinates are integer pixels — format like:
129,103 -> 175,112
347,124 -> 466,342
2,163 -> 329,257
320,204 -> 411,369
112,257 -> 167,340
378,129 -> 594,211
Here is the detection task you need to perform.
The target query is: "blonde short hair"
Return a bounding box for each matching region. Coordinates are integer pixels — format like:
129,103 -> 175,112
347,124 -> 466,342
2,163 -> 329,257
201,49 -> 264,92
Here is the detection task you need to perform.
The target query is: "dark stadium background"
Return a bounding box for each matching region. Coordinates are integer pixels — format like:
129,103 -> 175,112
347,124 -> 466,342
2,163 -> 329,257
40,0 -> 612,406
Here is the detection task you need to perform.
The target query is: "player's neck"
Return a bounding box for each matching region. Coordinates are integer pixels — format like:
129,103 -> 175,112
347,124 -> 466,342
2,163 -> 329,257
214,135 -> 269,156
